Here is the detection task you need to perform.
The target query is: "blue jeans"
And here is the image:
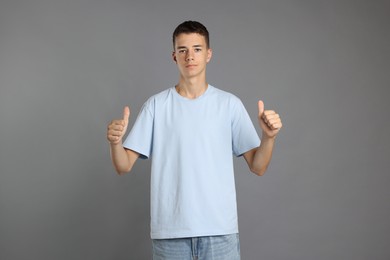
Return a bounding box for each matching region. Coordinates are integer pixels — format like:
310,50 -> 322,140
152,233 -> 240,260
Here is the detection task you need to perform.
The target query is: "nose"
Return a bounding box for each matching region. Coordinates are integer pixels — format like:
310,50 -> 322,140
185,50 -> 194,61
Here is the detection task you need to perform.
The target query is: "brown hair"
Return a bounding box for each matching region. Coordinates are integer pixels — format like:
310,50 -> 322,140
172,21 -> 210,49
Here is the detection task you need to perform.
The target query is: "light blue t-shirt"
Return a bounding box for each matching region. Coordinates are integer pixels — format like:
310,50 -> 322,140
123,85 -> 260,239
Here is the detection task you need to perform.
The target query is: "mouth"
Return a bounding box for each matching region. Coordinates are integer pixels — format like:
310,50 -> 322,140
186,64 -> 197,68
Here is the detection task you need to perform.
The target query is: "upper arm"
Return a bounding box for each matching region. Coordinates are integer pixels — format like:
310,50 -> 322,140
125,148 -> 140,171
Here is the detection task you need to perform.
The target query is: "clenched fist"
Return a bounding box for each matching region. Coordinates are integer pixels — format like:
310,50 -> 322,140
258,100 -> 282,139
107,106 -> 130,145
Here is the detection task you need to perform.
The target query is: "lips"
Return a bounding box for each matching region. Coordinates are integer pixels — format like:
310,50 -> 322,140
186,64 -> 197,68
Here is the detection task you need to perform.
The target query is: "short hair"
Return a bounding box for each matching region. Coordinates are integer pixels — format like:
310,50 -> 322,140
172,21 -> 210,49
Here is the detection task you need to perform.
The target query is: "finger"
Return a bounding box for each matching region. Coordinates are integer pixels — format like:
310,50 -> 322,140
109,124 -> 124,131
269,123 -> 281,130
258,100 -> 264,116
108,121 -> 125,129
107,132 -> 119,140
108,135 -> 120,144
270,121 -> 282,130
263,113 -> 279,121
266,118 -> 278,125
263,112 -> 280,124
263,110 -> 276,116
109,130 -> 123,137
123,106 -> 130,122
262,116 -> 279,126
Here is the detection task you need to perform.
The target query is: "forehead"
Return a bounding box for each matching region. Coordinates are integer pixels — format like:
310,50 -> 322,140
174,33 -> 207,48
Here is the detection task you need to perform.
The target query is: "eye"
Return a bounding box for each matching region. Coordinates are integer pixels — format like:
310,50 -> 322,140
194,48 -> 202,52
178,49 -> 187,54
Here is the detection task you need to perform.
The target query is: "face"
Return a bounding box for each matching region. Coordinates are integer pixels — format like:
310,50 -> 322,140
172,33 -> 212,79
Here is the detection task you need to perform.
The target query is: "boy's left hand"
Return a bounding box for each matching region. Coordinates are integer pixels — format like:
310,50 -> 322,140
258,100 -> 282,139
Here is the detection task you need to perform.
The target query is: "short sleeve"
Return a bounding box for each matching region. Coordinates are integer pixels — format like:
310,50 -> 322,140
123,100 -> 154,159
231,99 -> 260,157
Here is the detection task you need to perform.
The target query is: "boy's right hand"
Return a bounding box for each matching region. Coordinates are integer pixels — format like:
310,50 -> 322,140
107,106 -> 130,145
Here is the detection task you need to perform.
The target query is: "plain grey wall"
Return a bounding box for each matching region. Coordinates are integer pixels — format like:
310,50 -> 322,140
1,0 -> 389,259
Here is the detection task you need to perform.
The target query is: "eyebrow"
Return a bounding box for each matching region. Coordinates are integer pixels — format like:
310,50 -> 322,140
177,44 -> 203,49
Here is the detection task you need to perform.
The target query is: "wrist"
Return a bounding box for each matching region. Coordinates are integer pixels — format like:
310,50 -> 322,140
261,133 -> 276,142
110,141 -> 123,148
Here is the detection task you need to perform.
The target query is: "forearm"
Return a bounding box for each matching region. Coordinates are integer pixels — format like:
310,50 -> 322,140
250,135 -> 276,176
110,143 -> 135,175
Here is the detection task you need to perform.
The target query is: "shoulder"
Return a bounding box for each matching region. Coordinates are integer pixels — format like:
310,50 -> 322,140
146,88 -> 171,102
142,88 -> 173,108
209,85 -> 243,107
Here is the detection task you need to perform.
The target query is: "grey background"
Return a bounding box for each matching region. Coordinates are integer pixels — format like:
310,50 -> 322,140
1,0 -> 389,259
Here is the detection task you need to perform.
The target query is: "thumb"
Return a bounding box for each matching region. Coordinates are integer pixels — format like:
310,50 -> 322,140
258,100 -> 264,116
123,106 -> 130,123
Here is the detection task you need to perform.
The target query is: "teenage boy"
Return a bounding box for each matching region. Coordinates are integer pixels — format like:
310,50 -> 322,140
107,20 -> 282,260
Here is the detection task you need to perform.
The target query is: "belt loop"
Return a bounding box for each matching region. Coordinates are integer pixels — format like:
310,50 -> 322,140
191,237 -> 198,259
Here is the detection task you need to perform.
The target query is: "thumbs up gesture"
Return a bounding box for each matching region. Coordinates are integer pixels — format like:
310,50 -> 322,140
258,100 -> 282,139
107,106 -> 130,145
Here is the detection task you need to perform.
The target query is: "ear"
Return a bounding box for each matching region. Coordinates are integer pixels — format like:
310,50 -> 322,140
206,48 -> 212,63
172,51 -> 177,63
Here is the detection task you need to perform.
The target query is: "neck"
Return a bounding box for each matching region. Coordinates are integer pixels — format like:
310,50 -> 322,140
176,77 -> 208,99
